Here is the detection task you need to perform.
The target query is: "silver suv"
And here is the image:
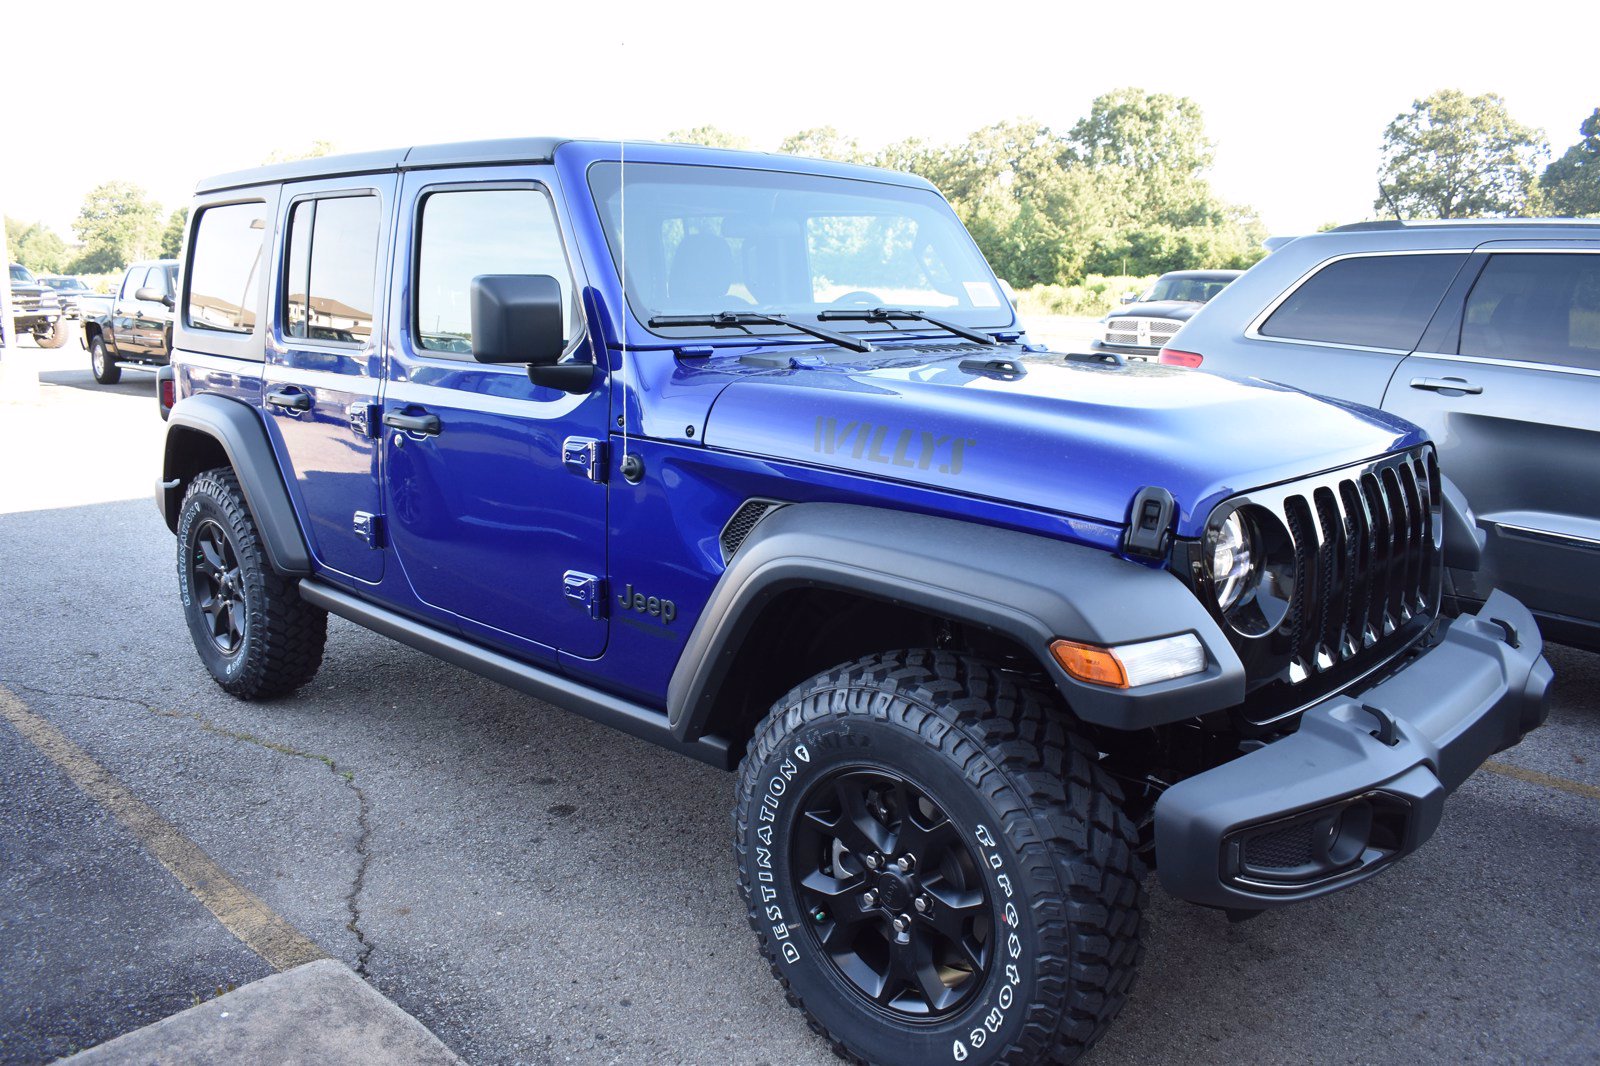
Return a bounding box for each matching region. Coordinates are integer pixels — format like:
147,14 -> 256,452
1164,220 -> 1600,650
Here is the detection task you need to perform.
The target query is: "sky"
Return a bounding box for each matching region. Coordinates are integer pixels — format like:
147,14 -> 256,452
3,0 -> 1594,244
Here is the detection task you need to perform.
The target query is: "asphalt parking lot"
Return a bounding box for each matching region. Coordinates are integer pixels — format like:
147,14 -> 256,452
1,329 -> 1598,1065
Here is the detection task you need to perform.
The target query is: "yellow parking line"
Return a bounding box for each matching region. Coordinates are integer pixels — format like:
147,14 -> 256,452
0,684 -> 327,972
1483,760 -> 1600,803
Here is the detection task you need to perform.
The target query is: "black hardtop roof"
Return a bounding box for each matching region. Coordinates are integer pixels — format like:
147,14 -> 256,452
196,137 -> 572,193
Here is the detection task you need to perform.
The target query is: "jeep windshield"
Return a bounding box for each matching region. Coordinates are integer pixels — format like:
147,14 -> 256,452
588,162 -> 1015,340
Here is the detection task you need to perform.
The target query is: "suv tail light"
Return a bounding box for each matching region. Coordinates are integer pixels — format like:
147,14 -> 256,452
1160,348 -> 1204,368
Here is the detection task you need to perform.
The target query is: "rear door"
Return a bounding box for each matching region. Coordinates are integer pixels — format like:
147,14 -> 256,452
382,167 -> 609,660
1382,242 -> 1600,627
1232,251 -> 1470,406
260,177 -> 394,584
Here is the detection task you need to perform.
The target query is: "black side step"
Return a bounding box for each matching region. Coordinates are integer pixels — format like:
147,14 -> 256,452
297,579 -> 735,770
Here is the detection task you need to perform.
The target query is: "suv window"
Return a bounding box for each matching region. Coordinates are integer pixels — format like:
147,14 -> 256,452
1259,253 -> 1466,351
1461,253 -> 1600,371
414,187 -> 577,357
189,203 -> 268,333
285,195 -> 380,346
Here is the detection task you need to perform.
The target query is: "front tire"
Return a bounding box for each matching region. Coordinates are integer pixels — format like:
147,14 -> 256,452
177,468 -> 327,699
89,334 -> 120,384
734,651 -> 1145,1065
35,322 -> 69,349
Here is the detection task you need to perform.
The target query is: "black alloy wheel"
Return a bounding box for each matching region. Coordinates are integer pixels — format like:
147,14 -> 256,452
189,518 -> 246,655
793,768 -> 992,1020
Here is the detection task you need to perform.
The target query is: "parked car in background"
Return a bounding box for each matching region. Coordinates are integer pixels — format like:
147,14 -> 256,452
36,275 -> 94,319
1163,219 -> 1600,651
6,262 -> 69,348
83,259 -> 180,384
1091,269 -> 1241,361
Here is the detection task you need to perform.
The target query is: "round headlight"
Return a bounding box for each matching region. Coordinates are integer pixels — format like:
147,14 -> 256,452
1208,510 -> 1257,612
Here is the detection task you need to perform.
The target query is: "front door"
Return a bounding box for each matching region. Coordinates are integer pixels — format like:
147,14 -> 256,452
260,177 -> 394,584
383,168 -> 609,659
1383,242 -> 1600,628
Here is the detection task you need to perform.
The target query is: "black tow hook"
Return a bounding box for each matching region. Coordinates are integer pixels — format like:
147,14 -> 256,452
1488,616 -> 1522,649
1361,703 -> 1401,747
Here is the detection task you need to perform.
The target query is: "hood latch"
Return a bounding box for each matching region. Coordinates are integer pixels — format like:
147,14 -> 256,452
1123,486 -> 1176,560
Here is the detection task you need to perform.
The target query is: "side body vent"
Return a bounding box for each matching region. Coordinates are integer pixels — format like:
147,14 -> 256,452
719,499 -> 788,564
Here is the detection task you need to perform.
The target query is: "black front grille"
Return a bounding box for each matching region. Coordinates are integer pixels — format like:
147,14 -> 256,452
1190,447 -> 1441,724
1281,452 -> 1435,680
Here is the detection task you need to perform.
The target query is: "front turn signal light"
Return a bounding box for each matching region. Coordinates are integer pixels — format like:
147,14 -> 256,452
1051,634 -> 1206,689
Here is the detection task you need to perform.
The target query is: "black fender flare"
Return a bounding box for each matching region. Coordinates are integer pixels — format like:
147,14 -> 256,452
156,393 -> 312,575
667,502 -> 1245,740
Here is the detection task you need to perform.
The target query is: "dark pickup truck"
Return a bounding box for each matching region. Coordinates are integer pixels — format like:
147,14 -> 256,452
84,259 -> 180,384
6,262 -> 69,348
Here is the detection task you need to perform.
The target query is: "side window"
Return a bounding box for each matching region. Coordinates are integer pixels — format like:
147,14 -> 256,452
414,187 -> 577,357
1461,253 -> 1600,371
119,269 -> 139,301
1259,253 -> 1467,351
284,195 -> 380,346
187,201 -> 268,333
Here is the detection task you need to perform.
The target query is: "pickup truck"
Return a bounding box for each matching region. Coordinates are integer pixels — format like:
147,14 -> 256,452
6,262 -> 69,348
83,259 -> 180,384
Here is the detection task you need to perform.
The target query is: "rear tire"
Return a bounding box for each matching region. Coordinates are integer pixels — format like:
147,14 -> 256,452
734,650 -> 1145,1065
89,334 -> 120,384
177,468 -> 327,699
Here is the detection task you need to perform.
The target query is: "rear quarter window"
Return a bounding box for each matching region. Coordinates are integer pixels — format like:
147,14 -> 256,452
1460,253 -> 1600,371
1258,253 -> 1467,351
187,201 -> 269,333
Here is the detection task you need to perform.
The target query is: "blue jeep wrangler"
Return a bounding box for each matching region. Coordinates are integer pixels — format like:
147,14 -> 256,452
156,139 -> 1551,1065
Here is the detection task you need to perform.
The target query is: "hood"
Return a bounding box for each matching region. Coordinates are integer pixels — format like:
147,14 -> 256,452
1106,300 -> 1204,322
701,348 -> 1424,537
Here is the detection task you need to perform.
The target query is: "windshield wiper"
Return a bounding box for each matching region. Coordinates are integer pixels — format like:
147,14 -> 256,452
816,307 -> 998,346
648,311 -> 875,354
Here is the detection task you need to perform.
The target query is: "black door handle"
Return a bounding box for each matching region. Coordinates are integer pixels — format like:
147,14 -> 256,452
383,410 -> 441,435
265,388 -> 311,411
1409,376 -> 1483,395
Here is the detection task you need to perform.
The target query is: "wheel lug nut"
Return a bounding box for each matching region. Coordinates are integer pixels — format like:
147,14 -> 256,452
863,852 -> 881,871
862,889 -> 877,907
896,855 -> 915,873
914,895 -> 930,913
892,914 -> 910,933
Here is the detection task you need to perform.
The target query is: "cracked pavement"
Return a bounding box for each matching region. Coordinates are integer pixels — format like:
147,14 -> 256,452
2,341 -> 1598,1064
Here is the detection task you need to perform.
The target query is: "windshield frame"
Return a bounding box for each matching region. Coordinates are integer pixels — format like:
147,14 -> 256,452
585,160 -> 1017,343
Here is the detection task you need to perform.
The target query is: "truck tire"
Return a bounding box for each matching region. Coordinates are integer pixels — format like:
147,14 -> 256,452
734,650 -> 1145,1065
177,468 -> 327,699
34,322 -> 70,349
89,334 -> 121,384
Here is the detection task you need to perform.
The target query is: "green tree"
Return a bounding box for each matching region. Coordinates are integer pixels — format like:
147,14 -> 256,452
663,126 -> 750,150
160,207 -> 190,259
1375,90 -> 1545,218
1541,107 -> 1600,217
13,223 -> 69,273
69,182 -> 162,273
1068,88 -> 1214,227
779,126 -> 861,163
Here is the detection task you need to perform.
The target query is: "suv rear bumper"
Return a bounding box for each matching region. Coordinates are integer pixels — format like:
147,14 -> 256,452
1153,589 -> 1551,911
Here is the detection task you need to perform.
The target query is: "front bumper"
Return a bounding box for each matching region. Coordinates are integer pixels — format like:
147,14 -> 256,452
1088,338 -> 1162,362
1153,590 -> 1551,911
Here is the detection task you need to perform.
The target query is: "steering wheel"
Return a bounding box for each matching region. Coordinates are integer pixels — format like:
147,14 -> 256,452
827,290 -> 883,308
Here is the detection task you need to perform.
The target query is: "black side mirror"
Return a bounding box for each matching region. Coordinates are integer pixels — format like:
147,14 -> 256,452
470,274 -> 592,392
136,286 -> 175,309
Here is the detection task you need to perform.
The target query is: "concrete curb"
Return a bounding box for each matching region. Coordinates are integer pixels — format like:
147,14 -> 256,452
62,960 -> 461,1065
